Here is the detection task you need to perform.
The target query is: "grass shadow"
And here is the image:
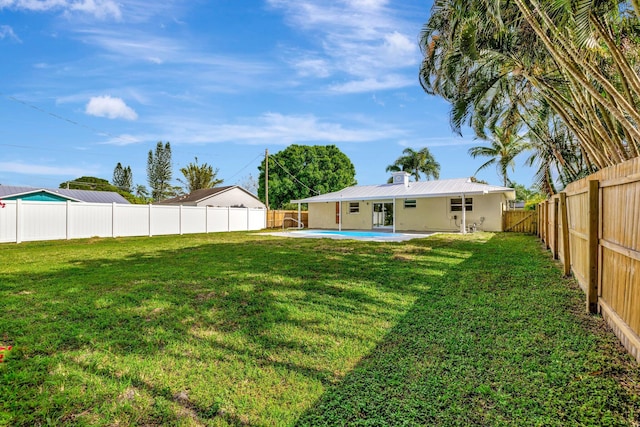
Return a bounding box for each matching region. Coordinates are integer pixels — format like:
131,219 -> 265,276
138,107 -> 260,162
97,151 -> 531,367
0,232 -> 476,425
295,233 -> 640,426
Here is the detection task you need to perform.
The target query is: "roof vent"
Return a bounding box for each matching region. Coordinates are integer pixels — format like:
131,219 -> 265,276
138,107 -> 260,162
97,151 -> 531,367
391,171 -> 410,187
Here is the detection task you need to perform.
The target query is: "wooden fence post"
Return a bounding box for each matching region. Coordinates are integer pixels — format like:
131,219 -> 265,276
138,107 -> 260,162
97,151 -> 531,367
587,180 -> 600,314
559,192 -> 571,277
553,197 -> 559,259
541,200 -> 549,249
538,203 -> 543,240
544,200 -> 550,249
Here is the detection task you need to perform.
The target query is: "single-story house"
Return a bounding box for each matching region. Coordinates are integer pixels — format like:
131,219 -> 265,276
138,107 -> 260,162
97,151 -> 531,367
0,185 -> 130,204
156,185 -> 266,209
291,172 -> 516,232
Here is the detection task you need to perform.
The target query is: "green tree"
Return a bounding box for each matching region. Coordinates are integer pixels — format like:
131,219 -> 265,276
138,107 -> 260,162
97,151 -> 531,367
59,176 -> 146,204
385,147 -> 440,181
258,145 -> 356,209
112,163 -> 133,193
178,157 -> 223,193
468,127 -> 525,187
61,176 -> 115,191
147,141 -> 173,202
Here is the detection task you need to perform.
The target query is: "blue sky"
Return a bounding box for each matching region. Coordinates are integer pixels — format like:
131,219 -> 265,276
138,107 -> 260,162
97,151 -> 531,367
0,0 -> 534,193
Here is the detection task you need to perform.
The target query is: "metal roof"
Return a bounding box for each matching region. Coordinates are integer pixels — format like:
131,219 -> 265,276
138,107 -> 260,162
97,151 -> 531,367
0,186 -> 130,204
291,178 -> 516,203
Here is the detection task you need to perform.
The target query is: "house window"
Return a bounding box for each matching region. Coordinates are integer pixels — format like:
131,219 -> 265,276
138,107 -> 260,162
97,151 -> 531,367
404,199 -> 417,208
349,202 -> 360,214
450,197 -> 473,212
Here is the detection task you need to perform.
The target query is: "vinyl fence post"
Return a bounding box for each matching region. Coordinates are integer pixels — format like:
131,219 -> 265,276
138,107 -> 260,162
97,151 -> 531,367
205,206 -> 209,234
16,199 -> 22,244
247,208 -> 250,231
227,206 -> 231,232
112,202 -> 116,238
179,205 -> 183,235
66,200 -> 72,240
587,180 -> 600,314
148,203 -> 153,237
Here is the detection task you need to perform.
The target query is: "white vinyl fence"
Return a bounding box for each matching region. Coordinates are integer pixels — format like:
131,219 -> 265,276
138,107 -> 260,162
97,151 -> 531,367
0,200 -> 266,244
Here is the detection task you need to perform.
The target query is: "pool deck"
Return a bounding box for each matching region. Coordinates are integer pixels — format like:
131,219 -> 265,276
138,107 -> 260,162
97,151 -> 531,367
263,229 -> 436,242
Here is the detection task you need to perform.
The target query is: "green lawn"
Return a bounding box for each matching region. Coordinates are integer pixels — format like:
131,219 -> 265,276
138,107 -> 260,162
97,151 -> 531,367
0,232 -> 638,426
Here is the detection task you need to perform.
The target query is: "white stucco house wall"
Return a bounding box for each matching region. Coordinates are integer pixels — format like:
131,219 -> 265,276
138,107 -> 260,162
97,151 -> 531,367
291,172 -> 515,233
157,185 -> 266,209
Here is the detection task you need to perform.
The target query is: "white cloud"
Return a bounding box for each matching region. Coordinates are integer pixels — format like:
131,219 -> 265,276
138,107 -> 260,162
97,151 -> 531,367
398,137 -> 476,148
0,161 -> 94,176
85,95 -> 138,120
267,0 -> 420,93
0,0 -> 121,19
329,75 -> 414,94
0,25 -> 21,42
293,57 -> 331,78
346,0 -> 388,9
69,0 -> 121,19
100,133 -> 145,146
73,29 -> 274,90
102,112 -> 404,146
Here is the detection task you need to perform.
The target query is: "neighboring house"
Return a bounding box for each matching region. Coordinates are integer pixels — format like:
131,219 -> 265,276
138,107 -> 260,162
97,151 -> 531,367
156,185 -> 266,209
291,172 -> 516,232
0,185 -> 130,204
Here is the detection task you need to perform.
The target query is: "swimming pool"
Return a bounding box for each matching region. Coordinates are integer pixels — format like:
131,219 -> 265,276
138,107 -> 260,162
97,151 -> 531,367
271,229 -> 433,242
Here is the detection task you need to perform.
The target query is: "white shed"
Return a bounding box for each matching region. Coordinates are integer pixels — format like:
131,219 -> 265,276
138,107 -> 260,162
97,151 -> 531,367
157,186 -> 265,209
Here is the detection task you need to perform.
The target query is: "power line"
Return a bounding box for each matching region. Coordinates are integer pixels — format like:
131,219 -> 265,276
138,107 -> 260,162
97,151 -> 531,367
268,155 -> 320,195
0,94 -> 241,168
227,152 -> 263,182
2,93 -> 139,145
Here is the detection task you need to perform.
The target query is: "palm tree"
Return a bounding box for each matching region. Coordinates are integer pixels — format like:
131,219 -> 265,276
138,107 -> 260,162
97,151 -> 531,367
178,157 -> 223,193
521,102 -> 594,196
134,184 -> 149,199
386,147 -> 440,181
419,0 -> 640,180
468,127 -> 525,187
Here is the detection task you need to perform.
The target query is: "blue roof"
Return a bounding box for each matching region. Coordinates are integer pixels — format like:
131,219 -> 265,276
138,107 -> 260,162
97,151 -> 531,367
0,186 -> 130,204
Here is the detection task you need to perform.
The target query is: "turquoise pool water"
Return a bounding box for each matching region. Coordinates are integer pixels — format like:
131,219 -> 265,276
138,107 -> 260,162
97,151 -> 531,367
265,229 -> 433,242
293,230 -> 402,238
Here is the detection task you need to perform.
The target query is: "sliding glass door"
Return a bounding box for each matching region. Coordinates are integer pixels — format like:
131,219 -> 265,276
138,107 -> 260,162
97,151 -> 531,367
372,202 -> 394,228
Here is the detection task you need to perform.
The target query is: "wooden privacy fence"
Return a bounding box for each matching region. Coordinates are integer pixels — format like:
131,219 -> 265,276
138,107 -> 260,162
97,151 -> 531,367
538,157 -> 640,362
502,210 -> 538,234
266,210 -> 308,229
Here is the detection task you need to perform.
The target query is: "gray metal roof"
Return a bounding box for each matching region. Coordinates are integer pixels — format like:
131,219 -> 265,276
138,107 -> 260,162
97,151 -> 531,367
0,185 -> 130,204
291,178 -> 516,203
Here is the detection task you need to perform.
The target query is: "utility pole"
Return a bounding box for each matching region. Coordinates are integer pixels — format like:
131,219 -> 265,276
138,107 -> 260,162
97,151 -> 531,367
265,148 -> 269,211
